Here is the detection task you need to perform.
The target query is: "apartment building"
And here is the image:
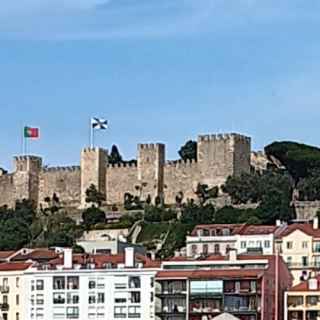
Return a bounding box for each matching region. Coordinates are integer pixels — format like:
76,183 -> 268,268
155,251 -> 292,320
0,262 -> 31,320
186,224 -> 283,257
0,248 -> 159,320
284,276 -> 320,320
275,219 -> 320,285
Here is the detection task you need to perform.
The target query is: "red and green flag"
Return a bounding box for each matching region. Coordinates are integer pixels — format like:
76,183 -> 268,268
24,126 -> 39,138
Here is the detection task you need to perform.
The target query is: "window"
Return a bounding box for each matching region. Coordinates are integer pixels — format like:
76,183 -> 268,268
53,277 -> 65,290
98,293 -> 105,304
302,256 -> 309,267
36,280 -> 44,290
287,256 -> 292,266
214,244 -> 220,254
36,294 -> 44,305
302,241 -> 308,249
128,306 -> 141,318
114,306 -> 126,318
16,294 -> 19,305
16,313 -> 19,320
241,241 -> 246,249
264,240 -> 271,248
191,245 -> 197,255
203,244 -> 208,255
115,298 -> 127,303
190,280 -> 223,295
67,293 -> 79,304
248,241 -> 255,248
88,280 -> 96,290
53,293 -> 65,304
67,277 -> 79,290
130,292 -> 141,303
256,241 -> 262,248
3,295 -> 8,304
66,307 -> 79,319
129,277 -> 141,289
287,241 -> 293,249
16,277 -> 20,288
89,295 -> 96,304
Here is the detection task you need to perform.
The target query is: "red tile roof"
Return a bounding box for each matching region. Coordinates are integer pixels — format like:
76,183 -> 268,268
46,253 -> 160,269
156,269 -> 264,279
288,277 -> 320,292
167,254 -> 273,262
277,223 -> 320,239
191,224 -> 244,236
0,251 -> 17,260
0,262 -> 32,271
12,249 -> 58,262
238,225 -> 278,235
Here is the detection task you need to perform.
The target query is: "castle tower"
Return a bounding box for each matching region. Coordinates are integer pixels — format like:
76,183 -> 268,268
13,155 -> 42,206
80,147 -> 108,207
137,143 -> 165,201
197,133 -> 251,186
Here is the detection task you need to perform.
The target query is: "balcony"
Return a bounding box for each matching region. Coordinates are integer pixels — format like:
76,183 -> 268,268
0,303 -> 9,311
287,296 -> 304,310
0,285 -> 9,294
156,280 -> 187,296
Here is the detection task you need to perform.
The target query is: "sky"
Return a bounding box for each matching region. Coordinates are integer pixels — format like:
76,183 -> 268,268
1,0 -> 320,170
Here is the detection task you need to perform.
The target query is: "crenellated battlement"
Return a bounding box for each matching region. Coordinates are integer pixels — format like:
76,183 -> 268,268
107,162 -> 138,169
42,166 -> 81,173
251,151 -> 265,157
138,143 -> 164,150
198,133 -> 250,143
165,159 -> 197,169
14,155 -> 42,162
0,131 -> 252,208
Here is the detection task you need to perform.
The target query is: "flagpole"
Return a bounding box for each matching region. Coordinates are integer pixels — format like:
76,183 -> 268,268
90,118 -> 94,148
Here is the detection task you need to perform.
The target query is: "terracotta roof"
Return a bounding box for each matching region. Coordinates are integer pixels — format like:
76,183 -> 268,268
156,269 -> 264,279
288,277 -> 320,292
0,251 -> 17,260
46,253 -> 160,269
191,224 -> 244,236
237,225 -> 278,235
0,262 -> 32,271
12,249 -> 58,262
277,223 -> 320,239
167,254 -> 273,262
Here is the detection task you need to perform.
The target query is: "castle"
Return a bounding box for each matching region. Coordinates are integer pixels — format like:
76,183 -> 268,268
0,133 -> 253,209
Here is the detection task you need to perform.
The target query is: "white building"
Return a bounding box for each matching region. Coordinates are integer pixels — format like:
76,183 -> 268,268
0,248 -> 159,320
186,223 -> 284,257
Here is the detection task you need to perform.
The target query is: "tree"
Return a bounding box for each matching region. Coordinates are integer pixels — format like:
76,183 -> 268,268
265,141 -> 320,181
180,202 -> 215,224
195,184 -> 219,204
108,145 -> 123,165
85,184 -> 105,207
178,140 -> 197,161
82,207 -> 106,229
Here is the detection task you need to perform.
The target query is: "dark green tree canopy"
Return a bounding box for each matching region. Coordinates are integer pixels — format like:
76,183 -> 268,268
178,140 -> 197,161
265,141 -> 320,181
82,207 -> 106,229
85,184 -> 106,207
108,145 -> 123,165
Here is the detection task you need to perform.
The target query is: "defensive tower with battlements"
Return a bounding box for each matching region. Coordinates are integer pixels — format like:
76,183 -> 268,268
0,132 -> 252,209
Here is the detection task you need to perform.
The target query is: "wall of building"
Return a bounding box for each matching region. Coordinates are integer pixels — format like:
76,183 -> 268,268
164,160 -> 199,204
0,173 -> 15,207
38,167 -> 81,207
106,164 -> 139,205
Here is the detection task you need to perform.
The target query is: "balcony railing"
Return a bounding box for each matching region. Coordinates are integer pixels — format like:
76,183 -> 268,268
0,303 -> 9,311
0,285 -> 9,294
287,262 -> 320,269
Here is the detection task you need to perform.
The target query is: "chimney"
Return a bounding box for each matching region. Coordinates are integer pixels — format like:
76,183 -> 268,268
125,247 -> 135,268
313,217 -> 319,230
308,277 -> 318,290
229,249 -> 237,262
276,220 -> 282,227
63,248 -> 73,269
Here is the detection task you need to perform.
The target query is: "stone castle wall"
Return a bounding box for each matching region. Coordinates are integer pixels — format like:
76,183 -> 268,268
38,166 -> 81,207
106,163 -> 139,205
0,132 -> 253,208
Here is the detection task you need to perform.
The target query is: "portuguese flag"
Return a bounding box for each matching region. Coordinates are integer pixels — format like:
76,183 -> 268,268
24,126 -> 39,138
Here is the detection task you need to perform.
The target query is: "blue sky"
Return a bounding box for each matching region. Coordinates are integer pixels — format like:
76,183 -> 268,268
1,0 -> 320,170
